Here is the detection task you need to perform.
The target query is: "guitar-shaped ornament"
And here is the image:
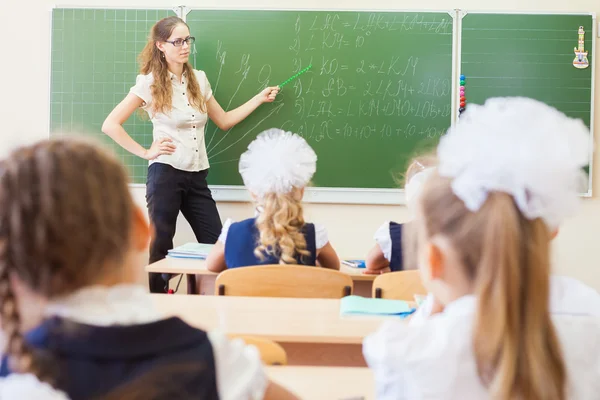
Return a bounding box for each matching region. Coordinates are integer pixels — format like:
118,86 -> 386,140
573,26 -> 589,69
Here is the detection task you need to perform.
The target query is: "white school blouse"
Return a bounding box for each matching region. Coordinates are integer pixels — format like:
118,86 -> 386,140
363,295 -> 600,400
45,285 -> 267,400
411,275 -> 600,325
373,221 -> 394,261
0,374 -> 69,399
130,69 -> 212,172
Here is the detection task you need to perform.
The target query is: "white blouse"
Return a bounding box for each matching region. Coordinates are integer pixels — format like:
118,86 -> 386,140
373,221 -> 393,261
364,295 -> 600,400
218,218 -> 330,250
45,285 -> 267,400
130,69 -> 212,172
411,275 -> 600,325
0,374 -> 69,399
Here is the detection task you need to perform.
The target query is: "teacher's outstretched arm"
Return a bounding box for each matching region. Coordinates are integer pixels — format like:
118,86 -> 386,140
207,86 -> 279,131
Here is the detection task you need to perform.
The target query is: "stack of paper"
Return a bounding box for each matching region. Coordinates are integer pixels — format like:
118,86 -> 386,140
340,295 -> 415,318
167,243 -> 215,259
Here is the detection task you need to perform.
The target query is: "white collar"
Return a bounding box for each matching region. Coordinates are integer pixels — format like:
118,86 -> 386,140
442,295 -> 477,317
45,284 -> 163,326
168,70 -> 187,81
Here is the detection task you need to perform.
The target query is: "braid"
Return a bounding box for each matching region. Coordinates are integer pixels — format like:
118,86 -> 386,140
0,137 -> 135,389
0,224 -> 49,383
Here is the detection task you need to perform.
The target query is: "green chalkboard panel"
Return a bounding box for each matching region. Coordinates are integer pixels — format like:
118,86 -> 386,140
189,10 -> 454,188
50,8 -> 454,188
50,8 -> 174,184
460,13 -> 594,192
461,13 -> 593,123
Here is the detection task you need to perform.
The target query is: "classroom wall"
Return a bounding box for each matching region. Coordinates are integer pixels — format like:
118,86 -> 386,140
2,0 -> 600,288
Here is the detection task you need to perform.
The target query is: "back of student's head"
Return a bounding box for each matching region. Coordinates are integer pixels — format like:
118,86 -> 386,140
415,97 -> 589,400
239,129 -> 317,264
405,153 -> 437,184
0,138 -> 135,382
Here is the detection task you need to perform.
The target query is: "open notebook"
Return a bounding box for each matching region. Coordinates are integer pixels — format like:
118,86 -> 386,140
340,295 -> 416,318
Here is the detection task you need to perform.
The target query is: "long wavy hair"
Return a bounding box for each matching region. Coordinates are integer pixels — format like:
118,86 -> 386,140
254,188 -> 311,264
138,16 -> 207,116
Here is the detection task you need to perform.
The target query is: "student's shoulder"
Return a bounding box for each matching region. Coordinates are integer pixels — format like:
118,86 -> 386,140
0,374 -> 69,400
364,312 -> 472,365
230,217 -> 256,227
553,316 -> 600,391
206,330 -> 268,399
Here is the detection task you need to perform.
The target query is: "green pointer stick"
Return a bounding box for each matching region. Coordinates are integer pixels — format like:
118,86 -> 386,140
278,64 -> 312,88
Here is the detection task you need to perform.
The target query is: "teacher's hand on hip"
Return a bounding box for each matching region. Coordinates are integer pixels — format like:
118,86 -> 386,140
144,137 -> 176,160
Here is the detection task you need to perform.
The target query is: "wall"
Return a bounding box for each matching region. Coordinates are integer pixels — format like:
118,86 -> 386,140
2,0 -> 599,288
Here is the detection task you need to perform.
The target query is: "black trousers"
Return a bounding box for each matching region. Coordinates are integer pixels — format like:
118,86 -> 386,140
146,163 -> 222,293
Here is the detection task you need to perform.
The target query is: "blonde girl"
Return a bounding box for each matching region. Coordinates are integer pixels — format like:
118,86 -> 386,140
206,129 -> 339,273
363,97 -> 600,399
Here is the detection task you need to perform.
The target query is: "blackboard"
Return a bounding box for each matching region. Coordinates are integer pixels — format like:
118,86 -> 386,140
460,12 -> 595,194
49,8 -> 454,194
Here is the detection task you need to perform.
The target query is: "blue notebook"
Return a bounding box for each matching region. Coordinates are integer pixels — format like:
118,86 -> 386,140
167,243 -> 214,259
342,260 -> 366,268
340,295 -> 415,318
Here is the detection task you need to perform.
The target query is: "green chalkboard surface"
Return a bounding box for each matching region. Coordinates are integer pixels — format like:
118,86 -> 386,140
461,13 -> 594,193
50,8 -> 454,188
189,10 -> 454,188
50,9 -> 173,184
461,13 -> 593,123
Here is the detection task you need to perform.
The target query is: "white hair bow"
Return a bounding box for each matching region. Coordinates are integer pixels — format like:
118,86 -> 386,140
438,97 -> 589,228
239,129 -> 317,198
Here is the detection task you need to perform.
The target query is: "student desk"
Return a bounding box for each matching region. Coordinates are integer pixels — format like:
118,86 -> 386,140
146,257 -> 376,296
151,294 -> 390,366
266,366 -> 375,400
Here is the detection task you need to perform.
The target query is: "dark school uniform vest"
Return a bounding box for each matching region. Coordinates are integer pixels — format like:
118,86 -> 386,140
224,218 -> 317,268
0,317 -> 219,400
389,221 -> 405,272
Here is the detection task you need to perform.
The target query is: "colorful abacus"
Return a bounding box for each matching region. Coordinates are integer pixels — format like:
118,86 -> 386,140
459,74 -> 466,117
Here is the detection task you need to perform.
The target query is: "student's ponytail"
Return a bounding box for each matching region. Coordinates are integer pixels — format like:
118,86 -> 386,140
420,175 -> 566,400
472,194 -> 565,400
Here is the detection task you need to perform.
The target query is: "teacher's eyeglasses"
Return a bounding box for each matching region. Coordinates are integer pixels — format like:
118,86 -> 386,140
165,36 -> 195,47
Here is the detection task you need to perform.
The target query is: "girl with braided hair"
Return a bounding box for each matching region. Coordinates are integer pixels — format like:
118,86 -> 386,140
0,138 -> 297,400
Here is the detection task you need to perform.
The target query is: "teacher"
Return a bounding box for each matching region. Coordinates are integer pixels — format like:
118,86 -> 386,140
102,16 -> 279,293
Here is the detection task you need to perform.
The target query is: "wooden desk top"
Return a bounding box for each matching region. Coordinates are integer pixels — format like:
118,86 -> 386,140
151,294 -> 389,344
266,366 -> 375,400
145,257 -> 376,281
